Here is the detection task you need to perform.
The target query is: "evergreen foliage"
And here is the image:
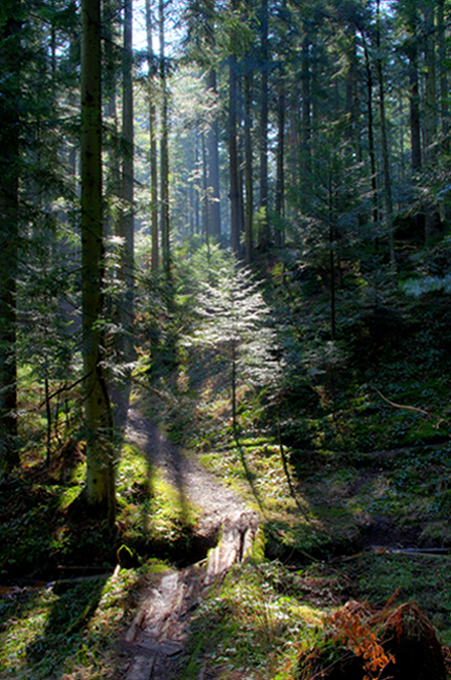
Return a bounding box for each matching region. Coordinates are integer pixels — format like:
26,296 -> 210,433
188,256 -> 281,427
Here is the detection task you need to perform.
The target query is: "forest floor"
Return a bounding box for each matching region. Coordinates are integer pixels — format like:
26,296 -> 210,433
114,403 -> 451,680
2,388 -> 451,679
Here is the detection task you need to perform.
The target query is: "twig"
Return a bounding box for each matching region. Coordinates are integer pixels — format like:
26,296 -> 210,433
38,373 -> 89,410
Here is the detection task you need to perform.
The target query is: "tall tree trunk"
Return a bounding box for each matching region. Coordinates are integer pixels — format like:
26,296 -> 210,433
329,190 -> 336,342
409,53 -> 421,171
159,0 -> 170,276
244,70 -> 253,264
288,80 -> 300,221
201,129 -> 208,245
0,0 -> 20,475
437,0 -> 448,141
346,27 -> 360,158
437,0 -> 450,224
423,0 -> 439,242
237,91 -> 245,246
408,43 -> 425,239
258,0 -> 269,250
103,0 -> 120,232
206,69 -> 221,239
229,52 -> 241,255
362,40 -> 379,239
120,0 -> 135,360
194,127 -> 200,234
275,75 -> 285,248
423,1 -> 437,167
81,0 -> 115,521
145,0 -> 159,270
376,1 -> 395,268
301,33 -> 311,188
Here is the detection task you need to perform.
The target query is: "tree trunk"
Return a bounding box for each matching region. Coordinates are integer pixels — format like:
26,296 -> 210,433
423,1 -> 437,167
288,80 -> 300,222
423,0 -> 439,242
244,70 -> 253,264
145,0 -> 159,270
275,76 -> 285,248
159,0 -> 170,276
362,40 -> 379,239
81,0 -> 115,521
301,33 -> 311,188
409,49 -> 421,171
437,0 -> 450,224
258,0 -> 269,251
0,0 -> 20,476
346,27 -> 359,155
437,0 -> 448,141
376,1 -> 395,268
201,129 -> 208,244
206,69 -> 221,240
120,0 -> 135,360
229,52 -> 241,255
103,0 -> 121,230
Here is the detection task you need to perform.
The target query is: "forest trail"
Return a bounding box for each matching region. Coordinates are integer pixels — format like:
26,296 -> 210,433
119,406 -> 260,680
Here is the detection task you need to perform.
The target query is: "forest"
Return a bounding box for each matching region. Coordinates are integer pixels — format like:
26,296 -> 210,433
1,0 -> 451,677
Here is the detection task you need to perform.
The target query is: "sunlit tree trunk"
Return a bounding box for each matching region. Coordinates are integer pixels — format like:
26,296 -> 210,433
194,127 -> 200,234
206,69 -> 221,240
238,91 -> 245,248
201,129 -> 208,244
159,0 -> 170,276
244,69 -> 253,264
258,0 -> 269,251
229,51 -> 242,255
103,0 -> 120,236
0,0 -> 20,475
81,0 -> 115,521
275,75 -> 285,248
376,1 -> 395,268
120,0 -> 135,359
145,0 -> 159,270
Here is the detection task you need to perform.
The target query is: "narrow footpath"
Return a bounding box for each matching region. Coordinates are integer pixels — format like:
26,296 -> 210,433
118,407 -> 260,680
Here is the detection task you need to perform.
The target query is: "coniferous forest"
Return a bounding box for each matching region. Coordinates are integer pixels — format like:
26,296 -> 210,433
2,0 -> 451,677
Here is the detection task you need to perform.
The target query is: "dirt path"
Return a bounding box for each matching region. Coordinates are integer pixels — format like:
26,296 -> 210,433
118,407 -> 260,680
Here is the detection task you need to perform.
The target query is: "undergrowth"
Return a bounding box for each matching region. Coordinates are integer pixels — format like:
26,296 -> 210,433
0,561 -> 169,680
3,258 -> 451,679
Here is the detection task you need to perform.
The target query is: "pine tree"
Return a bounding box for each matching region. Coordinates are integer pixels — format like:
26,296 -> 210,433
190,258 -> 281,430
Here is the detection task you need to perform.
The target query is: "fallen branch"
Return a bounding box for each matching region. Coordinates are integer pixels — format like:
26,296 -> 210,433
374,387 -> 430,416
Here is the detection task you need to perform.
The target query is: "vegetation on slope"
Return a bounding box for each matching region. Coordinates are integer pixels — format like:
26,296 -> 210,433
2,243 -> 451,678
